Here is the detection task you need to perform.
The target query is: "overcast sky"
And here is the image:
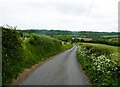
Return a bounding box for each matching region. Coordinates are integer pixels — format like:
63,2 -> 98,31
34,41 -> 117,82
0,0 -> 119,32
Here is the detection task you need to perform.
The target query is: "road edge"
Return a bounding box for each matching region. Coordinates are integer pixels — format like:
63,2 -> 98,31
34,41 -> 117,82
10,46 -> 73,85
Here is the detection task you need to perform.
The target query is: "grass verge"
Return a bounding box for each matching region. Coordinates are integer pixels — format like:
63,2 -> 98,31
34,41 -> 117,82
2,28 -> 72,85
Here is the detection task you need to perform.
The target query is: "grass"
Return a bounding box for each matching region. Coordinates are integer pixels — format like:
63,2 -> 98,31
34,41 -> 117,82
22,35 -> 72,68
3,31 -> 72,85
77,42 -> 120,86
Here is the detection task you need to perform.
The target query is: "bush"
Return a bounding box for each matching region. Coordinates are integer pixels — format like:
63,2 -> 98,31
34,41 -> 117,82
2,27 -> 24,85
2,28 -> 72,85
77,43 -> 120,86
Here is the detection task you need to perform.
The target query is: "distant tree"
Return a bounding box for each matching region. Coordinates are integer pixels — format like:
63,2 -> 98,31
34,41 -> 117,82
80,39 -> 85,42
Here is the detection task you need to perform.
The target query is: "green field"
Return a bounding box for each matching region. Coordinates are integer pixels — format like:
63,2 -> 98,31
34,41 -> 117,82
77,42 -> 120,86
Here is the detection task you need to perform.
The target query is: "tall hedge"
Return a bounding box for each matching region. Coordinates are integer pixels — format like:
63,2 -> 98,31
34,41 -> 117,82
2,27 -> 24,85
2,27 -> 72,85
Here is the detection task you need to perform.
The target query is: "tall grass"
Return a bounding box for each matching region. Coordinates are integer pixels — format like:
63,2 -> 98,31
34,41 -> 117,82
2,28 -> 72,85
22,34 -> 72,68
77,43 -> 120,86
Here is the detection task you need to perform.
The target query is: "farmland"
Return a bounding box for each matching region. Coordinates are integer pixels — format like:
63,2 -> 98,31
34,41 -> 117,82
21,29 -> 120,46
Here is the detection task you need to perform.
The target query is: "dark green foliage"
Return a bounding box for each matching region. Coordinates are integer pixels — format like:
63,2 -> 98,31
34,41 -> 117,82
21,29 -> 120,38
21,29 -> 72,35
2,27 -> 24,85
71,38 -> 80,43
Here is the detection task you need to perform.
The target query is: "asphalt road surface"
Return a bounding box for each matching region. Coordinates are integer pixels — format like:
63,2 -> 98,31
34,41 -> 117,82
20,45 -> 91,85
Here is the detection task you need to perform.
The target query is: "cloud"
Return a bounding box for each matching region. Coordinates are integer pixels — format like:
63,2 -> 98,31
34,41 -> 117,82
53,3 -> 88,16
0,0 -> 119,32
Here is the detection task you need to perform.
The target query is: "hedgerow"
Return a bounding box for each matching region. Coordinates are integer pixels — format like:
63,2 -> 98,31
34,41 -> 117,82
77,43 -> 120,86
2,27 -> 72,85
2,27 -> 24,85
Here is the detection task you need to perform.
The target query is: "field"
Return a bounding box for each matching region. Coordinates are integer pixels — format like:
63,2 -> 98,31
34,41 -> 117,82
77,42 -> 120,86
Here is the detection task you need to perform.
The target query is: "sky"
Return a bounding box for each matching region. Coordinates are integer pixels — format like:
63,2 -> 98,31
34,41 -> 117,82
0,0 -> 119,32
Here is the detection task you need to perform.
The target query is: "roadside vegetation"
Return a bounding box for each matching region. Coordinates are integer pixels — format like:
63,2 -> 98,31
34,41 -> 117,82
77,43 -> 120,86
0,27 -> 2,86
2,27 -> 72,85
2,26 -> 120,86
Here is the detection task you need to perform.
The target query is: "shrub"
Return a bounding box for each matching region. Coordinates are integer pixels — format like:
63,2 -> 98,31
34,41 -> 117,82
2,28 -> 72,85
77,43 -> 120,86
2,27 -> 24,85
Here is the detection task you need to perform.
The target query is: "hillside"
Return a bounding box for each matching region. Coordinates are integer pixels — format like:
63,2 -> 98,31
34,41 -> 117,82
2,27 -> 72,85
20,29 -> 120,38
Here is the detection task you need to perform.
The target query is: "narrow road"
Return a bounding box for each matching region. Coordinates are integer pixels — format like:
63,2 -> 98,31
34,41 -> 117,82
20,45 -> 91,85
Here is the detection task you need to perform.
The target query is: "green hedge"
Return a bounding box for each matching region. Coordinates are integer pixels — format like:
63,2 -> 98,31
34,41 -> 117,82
77,43 -> 120,86
2,27 -> 24,85
2,28 -> 72,85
